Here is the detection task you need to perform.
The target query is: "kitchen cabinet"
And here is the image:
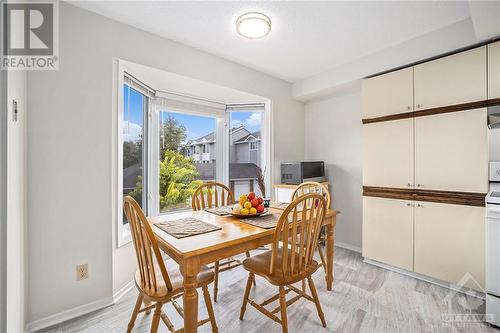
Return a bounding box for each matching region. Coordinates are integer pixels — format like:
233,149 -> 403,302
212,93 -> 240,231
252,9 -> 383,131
414,46 -> 487,110
363,119 -> 414,189
362,197 -> 414,271
414,201 -> 485,290
414,108 -> 489,193
362,67 -> 414,119
489,41 -> 500,99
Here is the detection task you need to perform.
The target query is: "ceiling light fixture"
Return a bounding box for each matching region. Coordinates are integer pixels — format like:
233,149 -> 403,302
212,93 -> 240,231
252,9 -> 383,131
236,12 -> 271,39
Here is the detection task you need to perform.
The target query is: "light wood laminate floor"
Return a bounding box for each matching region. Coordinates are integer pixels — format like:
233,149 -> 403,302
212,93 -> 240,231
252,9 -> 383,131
38,247 -> 498,333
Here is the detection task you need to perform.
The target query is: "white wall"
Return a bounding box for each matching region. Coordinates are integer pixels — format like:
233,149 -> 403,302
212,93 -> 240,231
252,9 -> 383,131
26,2 -> 304,324
6,71 -> 27,332
304,91 -> 363,250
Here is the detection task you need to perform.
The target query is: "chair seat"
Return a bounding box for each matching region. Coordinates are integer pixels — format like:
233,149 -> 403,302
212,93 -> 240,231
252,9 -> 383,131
134,260 -> 214,301
242,249 -> 319,286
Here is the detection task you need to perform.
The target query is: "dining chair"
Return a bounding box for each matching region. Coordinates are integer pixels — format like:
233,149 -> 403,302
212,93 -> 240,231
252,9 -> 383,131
123,196 -> 218,333
291,181 -> 331,272
192,182 -> 252,302
239,193 -> 328,333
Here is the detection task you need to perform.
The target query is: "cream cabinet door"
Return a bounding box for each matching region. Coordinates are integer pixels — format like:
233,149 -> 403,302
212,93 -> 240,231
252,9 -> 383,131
414,46 -> 487,110
414,202 -> 485,290
362,67 -> 414,119
362,197 -> 414,271
363,119 -> 414,188
414,108 -> 489,193
489,42 -> 500,99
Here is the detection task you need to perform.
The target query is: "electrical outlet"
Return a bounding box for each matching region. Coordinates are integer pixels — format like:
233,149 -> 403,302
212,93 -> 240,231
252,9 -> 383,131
76,264 -> 89,281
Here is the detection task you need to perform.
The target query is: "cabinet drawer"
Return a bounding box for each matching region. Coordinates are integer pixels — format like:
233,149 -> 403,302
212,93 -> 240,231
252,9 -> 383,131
363,118 -> 414,189
362,197 -> 414,271
414,46 -> 487,110
414,201 -> 485,290
362,67 -> 414,119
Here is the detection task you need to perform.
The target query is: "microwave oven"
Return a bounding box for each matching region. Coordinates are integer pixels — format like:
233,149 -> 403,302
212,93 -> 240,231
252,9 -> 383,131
280,161 -> 326,185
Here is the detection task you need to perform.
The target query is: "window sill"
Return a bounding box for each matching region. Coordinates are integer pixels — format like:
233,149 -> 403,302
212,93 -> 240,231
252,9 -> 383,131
117,223 -> 132,247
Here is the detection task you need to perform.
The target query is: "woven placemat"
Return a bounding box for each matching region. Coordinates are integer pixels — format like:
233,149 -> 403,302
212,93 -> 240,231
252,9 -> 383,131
270,201 -> 289,210
239,213 -> 280,229
155,218 -> 221,239
204,205 -> 232,216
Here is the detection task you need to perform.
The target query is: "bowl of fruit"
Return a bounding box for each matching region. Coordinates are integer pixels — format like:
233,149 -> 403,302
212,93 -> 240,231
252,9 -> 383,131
230,192 -> 267,218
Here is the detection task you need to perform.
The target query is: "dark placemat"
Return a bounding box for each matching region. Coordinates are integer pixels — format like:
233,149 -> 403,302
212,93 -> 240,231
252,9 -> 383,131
240,213 -> 280,229
204,205 -> 232,216
155,218 -> 221,239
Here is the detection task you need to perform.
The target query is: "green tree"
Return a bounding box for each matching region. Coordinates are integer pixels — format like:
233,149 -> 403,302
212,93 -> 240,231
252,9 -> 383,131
160,115 -> 187,160
158,150 -> 202,211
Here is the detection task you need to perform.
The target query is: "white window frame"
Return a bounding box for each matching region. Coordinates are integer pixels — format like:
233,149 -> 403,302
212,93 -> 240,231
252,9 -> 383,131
150,103 -> 226,217
226,104 -> 272,199
115,61 -> 273,247
249,141 -> 257,151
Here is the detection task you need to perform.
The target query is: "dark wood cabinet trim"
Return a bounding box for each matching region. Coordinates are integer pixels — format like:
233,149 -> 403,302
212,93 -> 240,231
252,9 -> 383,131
362,98 -> 500,125
362,112 -> 414,124
363,186 -> 486,207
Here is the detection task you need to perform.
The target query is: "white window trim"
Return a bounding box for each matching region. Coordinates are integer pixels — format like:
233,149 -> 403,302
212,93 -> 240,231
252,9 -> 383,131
116,61 -> 132,247
115,60 -> 273,248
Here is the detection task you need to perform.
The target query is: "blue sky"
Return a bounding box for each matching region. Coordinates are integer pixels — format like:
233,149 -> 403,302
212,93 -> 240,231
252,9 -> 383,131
124,85 -> 262,142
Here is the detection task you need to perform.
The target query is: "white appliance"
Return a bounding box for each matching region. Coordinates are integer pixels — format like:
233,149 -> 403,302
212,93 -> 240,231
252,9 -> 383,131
486,161 -> 500,326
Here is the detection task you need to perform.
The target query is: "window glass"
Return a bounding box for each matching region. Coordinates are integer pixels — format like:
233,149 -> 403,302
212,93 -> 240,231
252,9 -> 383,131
158,111 -> 216,213
123,85 -> 147,221
228,111 -> 264,199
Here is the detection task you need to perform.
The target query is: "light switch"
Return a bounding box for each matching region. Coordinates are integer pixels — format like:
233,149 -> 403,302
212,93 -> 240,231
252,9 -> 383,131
12,100 -> 18,122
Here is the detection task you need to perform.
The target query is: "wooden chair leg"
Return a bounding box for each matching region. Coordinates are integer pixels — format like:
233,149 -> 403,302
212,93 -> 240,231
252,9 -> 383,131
127,293 -> 143,333
150,302 -> 163,333
301,279 -> 306,293
240,273 -> 254,320
202,285 -> 219,333
279,286 -> 288,333
307,277 -> 326,328
317,242 -> 327,273
213,261 -> 220,302
244,252 -> 256,286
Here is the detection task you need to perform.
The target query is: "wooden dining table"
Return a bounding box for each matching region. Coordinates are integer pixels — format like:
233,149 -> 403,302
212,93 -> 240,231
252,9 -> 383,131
150,206 -> 340,333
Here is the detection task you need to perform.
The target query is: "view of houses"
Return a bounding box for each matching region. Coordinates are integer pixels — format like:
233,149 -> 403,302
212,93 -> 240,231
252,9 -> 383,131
183,125 -> 263,198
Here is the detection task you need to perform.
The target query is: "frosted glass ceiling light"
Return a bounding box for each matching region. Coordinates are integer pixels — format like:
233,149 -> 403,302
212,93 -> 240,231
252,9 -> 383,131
236,12 -> 271,39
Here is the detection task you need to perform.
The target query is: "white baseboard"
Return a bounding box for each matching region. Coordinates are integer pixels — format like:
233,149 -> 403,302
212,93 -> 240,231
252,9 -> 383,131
364,258 -> 485,299
113,280 -> 135,303
335,240 -> 362,253
25,297 -> 113,333
26,280 -> 135,333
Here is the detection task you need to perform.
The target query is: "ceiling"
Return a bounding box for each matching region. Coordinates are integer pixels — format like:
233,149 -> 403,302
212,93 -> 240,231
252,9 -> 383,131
71,1 -> 500,100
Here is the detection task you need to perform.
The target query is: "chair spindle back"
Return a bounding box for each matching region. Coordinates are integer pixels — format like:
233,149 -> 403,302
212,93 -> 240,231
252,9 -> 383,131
291,181 -> 331,208
191,182 -> 234,211
270,193 -> 327,277
123,196 -> 172,295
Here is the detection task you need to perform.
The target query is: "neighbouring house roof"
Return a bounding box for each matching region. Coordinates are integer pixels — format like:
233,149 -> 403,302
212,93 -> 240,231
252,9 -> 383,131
185,125 -> 256,146
234,131 -> 261,144
194,162 -> 260,181
186,131 -> 215,146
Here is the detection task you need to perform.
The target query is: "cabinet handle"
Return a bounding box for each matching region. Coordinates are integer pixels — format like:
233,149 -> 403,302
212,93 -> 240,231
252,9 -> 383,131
407,183 -> 412,187
406,106 -> 411,111
417,184 -> 422,187
406,203 -> 414,207
416,104 -> 422,109
417,203 -> 424,208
